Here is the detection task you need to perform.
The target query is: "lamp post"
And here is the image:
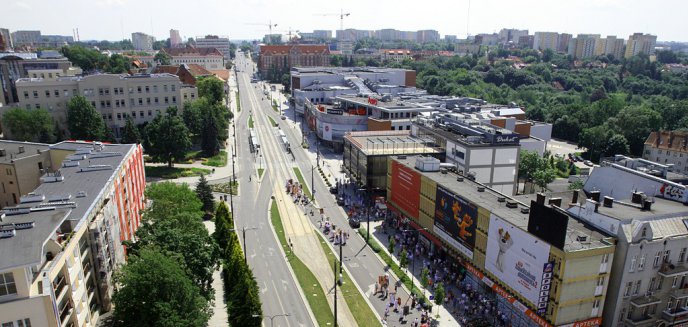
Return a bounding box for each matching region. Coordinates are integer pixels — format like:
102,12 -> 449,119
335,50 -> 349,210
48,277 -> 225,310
311,165 -> 316,201
401,227 -> 430,296
253,313 -> 290,327
333,259 -> 342,327
230,226 -> 258,263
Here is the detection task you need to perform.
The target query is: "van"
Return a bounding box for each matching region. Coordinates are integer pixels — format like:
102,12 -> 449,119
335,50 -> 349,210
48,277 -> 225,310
439,162 -> 458,172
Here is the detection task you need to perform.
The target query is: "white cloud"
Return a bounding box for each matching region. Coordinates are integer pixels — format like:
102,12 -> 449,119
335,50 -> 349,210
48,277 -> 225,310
14,1 -> 32,9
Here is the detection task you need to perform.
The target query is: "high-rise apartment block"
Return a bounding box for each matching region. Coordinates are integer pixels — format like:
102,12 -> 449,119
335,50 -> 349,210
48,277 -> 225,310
131,32 -> 155,51
499,28 -> 529,44
557,33 -> 572,53
195,35 -> 231,60
568,34 -> 601,59
0,140 -> 145,327
533,32 -> 560,51
0,29 -> 12,51
625,33 -> 657,58
416,30 -> 440,43
169,29 -> 182,48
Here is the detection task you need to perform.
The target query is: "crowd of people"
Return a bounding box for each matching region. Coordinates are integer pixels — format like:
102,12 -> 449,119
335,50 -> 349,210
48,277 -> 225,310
285,178 -> 309,205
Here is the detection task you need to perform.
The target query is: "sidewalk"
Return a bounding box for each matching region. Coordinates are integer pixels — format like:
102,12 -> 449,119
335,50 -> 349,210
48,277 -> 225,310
203,220 -> 229,326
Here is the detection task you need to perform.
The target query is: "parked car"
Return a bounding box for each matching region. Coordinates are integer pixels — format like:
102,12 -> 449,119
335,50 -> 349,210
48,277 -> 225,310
329,186 -> 338,194
280,115 -> 287,120
348,217 -> 361,228
575,156 -> 583,162
584,160 -> 593,167
336,196 -> 345,206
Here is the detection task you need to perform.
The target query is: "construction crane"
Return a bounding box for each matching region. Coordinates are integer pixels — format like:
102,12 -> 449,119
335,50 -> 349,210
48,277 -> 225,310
245,21 -> 278,44
315,9 -> 350,33
254,28 -> 300,43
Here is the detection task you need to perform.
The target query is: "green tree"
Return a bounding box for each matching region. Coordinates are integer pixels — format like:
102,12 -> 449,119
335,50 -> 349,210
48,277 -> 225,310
420,267 -> 430,289
1,108 -> 54,142
603,134 -> 630,156
612,106 -> 662,155
196,174 -> 215,214
399,249 -> 408,269
518,150 -> 545,193
112,249 -> 210,327
433,282 -> 445,316
568,179 -> 584,191
197,77 -> 225,106
67,96 -> 107,140
533,168 -> 556,191
145,182 -> 203,220
120,117 -> 141,144
154,51 -> 172,65
214,202 -> 236,256
145,107 -> 191,167
201,112 -> 220,156
228,261 -> 263,327
182,101 -> 203,135
388,237 -> 395,254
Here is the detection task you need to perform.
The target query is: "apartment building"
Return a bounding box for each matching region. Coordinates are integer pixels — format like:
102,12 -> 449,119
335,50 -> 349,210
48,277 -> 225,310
602,36 -> 626,60
169,29 -> 182,48
416,30 -> 440,43
0,29 -> 12,51
387,156 -> 615,327
625,33 -> 657,58
258,45 -> 329,77
557,33 -> 573,53
10,31 -> 41,48
568,161 -> 688,327
0,52 -> 74,104
643,131 -> 688,174
10,73 -> 198,138
0,140 -> 145,327
499,29 -> 529,45
131,32 -> 155,51
195,35 -> 231,60
568,34 -> 601,59
533,32 -> 560,51
162,46 -> 225,70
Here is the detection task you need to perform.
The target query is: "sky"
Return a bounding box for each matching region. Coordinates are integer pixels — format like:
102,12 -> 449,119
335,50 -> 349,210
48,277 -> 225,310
4,0 -> 688,42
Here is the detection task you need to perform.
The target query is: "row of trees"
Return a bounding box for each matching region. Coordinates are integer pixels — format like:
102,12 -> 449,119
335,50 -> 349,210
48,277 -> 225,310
112,182 -> 220,326
60,45 -> 130,73
214,201 -> 263,326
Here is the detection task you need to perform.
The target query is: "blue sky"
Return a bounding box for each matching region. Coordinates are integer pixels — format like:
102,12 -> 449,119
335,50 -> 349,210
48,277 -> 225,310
4,0 -> 687,42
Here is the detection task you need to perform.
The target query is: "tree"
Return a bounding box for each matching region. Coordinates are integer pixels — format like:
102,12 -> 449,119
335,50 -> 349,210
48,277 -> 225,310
399,249 -> 408,269
154,51 -> 172,65
518,150 -> 544,193
603,134 -> 630,156
112,249 -> 210,327
67,96 -> 107,140
201,113 -> 220,156
533,168 -> 556,192
197,77 -> 225,106
228,261 -> 263,327
433,282 -> 445,317
214,202 -> 235,256
1,108 -> 54,142
568,179 -> 584,190
120,117 -> 141,144
182,101 -> 203,135
145,107 -> 191,167
196,174 -> 215,214
145,182 -> 203,221
388,237 -> 395,254
420,267 -> 430,289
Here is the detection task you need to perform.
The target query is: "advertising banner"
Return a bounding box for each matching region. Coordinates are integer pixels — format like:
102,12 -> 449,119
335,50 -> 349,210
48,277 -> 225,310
433,186 -> 477,259
322,122 -> 333,141
486,213 -> 551,306
390,161 -> 421,218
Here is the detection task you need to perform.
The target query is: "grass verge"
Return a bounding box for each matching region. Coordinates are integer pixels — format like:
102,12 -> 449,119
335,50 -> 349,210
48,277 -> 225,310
358,228 -> 427,302
257,168 -> 264,178
202,151 -> 227,167
209,181 -> 238,195
268,116 -> 278,127
235,91 -> 241,112
292,167 -> 312,199
144,166 -> 210,179
270,201 -> 334,326
271,99 -> 279,112
248,115 -> 254,129
316,233 -> 381,327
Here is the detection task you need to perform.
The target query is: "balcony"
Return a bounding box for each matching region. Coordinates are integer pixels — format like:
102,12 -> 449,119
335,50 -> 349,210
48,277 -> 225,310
53,275 -> 67,301
624,314 -> 654,326
59,301 -> 73,326
630,294 -> 662,307
659,263 -> 688,277
670,286 -> 688,299
661,307 -> 688,324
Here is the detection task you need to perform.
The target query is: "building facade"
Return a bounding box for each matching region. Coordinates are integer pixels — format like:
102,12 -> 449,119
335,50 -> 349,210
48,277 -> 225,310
131,32 -> 155,51
162,46 -> 225,70
643,131 -> 688,174
195,35 -> 231,60
0,29 -> 12,51
0,53 -> 74,104
258,45 -> 330,77
387,156 -> 615,327
625,33 -> 657,58
0,140 -> 145,327
10,31 -> 41,48
169,29 -> 182,48
569,34 -> 601,59
9,73 -> 197,138
533,32 -> 560,51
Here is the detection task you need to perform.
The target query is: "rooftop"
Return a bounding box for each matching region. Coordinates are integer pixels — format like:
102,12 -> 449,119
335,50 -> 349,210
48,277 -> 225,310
0,141 -> 136,271
15,73 -> 181,84
344,130 -> 441,156
645,131 -> 688,153
0,140 -> 50,164
395,156 -> 612,251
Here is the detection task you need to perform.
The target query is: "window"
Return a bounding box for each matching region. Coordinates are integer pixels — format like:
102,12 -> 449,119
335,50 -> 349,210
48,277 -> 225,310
38,162 -> 43,171
137,86 -> 142,93
117,113 -> 122,121
54,90 -> 59,97
146,98 -> 151,105
663,250 -> 671,263
657,277 -> 664,290
597,276 -> 605,286
592,299 -> 600,309
153,85 -> 158,93
639,254 -> 646,270
633,280 -> 641,295
0,272 -> 17,296
624,281 -> 632,297
649,277 -> 656,291
630,255 -> 637,272
154,97 -> 159,104
164,96 -> 169,104
33,91 -> 38,98
130,99 -> 135,106
145,86 -> 150,93
642,227 -> 647,237
163,85 -> 168,92
673,276 -> 679,288
654,251 -> 662,267
172,96 -> 176,103
23,91 -> 28,99
140,111 -> 144,117
148,110 -> 152,116
680,248 -> 687,262
171,85 -> 176,91
132,111 -> 136,118
138,98 -> 143,105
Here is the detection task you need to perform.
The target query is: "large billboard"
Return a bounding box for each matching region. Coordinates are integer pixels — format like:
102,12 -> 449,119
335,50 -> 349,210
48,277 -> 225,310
390,161 -> 421,218
433,186 -> 477,259
528,200 -> 568,250
485,213 -> 551,307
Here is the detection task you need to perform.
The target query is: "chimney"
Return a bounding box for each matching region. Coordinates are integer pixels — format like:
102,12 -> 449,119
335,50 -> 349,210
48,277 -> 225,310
571,190 -> 579,204
631,191 -> 644,204
548,197 -> 562,207
18,146 -> 24,154
603,196 -> 614,208
536,193 -> 546,205
655,131 -> 661,147
590,190 -> 601,202
594,201 -> 600,213
642,199 -> 653,211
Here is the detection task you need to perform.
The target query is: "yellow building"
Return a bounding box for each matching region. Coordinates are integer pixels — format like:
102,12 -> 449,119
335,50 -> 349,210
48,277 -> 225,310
387,156 -> 616,326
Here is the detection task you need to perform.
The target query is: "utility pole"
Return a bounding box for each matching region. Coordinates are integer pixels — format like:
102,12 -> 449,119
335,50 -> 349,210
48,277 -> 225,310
333,259 -> 338,327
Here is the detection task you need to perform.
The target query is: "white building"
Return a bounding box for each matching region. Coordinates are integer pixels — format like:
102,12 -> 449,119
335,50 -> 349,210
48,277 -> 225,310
644,131 -> 688,174
163,46 -> 225,70
131,32 -> 155,51
195,35 -> 230,60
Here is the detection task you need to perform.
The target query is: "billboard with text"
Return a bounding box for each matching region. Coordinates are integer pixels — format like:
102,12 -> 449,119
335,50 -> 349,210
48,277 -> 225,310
433,186 -> 477,259
390,161 -> 421,218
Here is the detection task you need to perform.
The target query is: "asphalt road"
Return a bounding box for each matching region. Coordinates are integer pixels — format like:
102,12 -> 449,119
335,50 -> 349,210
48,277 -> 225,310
232,53 -> 315,327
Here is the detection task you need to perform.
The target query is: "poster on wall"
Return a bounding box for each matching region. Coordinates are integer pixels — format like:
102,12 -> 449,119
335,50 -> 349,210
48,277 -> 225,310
433,186 -> 477,259
390,161 -> 421,218
322,122 -> 333,141
485,213 -> 551,306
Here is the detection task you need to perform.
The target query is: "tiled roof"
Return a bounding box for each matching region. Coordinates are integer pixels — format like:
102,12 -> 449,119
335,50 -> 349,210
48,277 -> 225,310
646,131 -> 688,153
260,45 -> 329,56
185,64 -> 213,76
151,65 -> 179,75
163,45 -> 223,57
210,69 -> 229,81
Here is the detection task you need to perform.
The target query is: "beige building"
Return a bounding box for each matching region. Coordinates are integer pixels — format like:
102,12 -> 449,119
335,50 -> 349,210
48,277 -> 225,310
163,46 -> 225,70
0,141 -> 52,209
0,141 -> 146,327
533,32 -> 560,51
603,36 -> 626,60
131,32 -> 155,52
9,73 -> 198,138
625,33 -> 657,58
568,34 -> 601,59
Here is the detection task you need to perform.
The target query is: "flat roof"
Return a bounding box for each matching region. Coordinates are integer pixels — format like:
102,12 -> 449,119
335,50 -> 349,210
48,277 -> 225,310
0,140 -> 50,164
414,122 -> 520,148
395,156 -> 612,251
345,130 -> 441,156
0,141 -> 135,271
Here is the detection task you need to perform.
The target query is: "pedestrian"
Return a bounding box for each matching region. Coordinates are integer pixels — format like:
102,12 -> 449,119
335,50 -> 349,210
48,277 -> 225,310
384,306 -> 389,321
413,317 -> 419,327
411,295 -> 416,309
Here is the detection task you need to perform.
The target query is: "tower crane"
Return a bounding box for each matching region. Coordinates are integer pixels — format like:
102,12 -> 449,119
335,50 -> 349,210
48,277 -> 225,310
315,9 -> 350,34
245,21 -> 278,44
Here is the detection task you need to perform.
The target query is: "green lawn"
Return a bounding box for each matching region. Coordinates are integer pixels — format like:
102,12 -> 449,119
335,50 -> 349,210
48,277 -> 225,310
292,167 -> 312,199
257,168 -> 264,178
144,166 -> 211,179
359,228 -> 427,302
235,91 -> 241,112
271,99 -> 279,112
248,115 -> 254,129
270,202 -> 334,326
316,233 -> 381,327
209,181 -> 238,195
202,151 -> 227,167
268,116 -> 278,127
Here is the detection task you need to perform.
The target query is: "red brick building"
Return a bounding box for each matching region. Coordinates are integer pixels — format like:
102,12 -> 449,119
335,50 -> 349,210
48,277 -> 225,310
259,44 -> 330,77
151,63 -> 214,86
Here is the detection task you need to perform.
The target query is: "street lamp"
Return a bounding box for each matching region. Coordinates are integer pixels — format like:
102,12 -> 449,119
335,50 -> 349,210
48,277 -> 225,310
333,259 -> 343,327
229,226 -> 259,263
311,165 -> 316,201
253,313 -> 290,327
401,227 -> 430,296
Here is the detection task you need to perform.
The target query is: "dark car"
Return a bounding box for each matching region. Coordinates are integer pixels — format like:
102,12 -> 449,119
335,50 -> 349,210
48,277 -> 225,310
336,196 -> 345,206
348,218 -> 361,228
329,186 -> 338,194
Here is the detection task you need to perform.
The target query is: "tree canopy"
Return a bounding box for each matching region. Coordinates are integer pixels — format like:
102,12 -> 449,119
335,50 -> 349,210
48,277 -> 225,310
145,107 -> 191,167
120,117 -> 141,144
1,107 -> 54,142
61,45 -> 130,73
66,96 -> 108,140
197,77 -> 225,106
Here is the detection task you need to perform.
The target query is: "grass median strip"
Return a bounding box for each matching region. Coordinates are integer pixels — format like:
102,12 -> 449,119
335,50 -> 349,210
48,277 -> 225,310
235,91 -> 241,112
248,115 -> 254,128
316,233 -> 382,327
270,201 -> 334,326
358,228 -> 427,302
268,116 -> 278,127
292,167 -> 312,199
257,168 -> 264,178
